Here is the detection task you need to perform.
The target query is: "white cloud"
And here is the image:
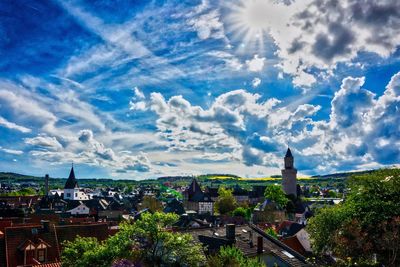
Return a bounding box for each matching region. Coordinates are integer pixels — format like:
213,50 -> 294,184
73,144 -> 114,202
0,147 -> 24,155
228,0 -> 400,87
25,135 -> 63,151
252,77 -> 261,88
28,129 -> 152,173
188,8 -> 226,40
133,86 -> 145,100
0,116 -> 31,133
129,71 -> 400,174
246,54 -> 265,72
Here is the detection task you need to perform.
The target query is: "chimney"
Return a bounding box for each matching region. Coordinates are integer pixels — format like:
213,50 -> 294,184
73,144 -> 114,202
249,230 -> 254,248
226,224 -> 236,241
41,220 -> 50,232
257,236 -> 263,254
44,174 -> 49,196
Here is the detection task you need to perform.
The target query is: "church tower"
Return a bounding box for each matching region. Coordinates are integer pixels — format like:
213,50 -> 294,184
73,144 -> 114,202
281,148 -> 297,197
64,166 -> 79,200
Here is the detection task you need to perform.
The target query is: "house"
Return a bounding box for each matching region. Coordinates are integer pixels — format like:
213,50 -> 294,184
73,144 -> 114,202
183,179 -> 214,215
0,220 -> 109,267
252,199 -> 286,224
164,198 -> 185,215
184,224 -> 309,267
282,228 -> 312,256
36,193 -> 67,212
66,201 -> 90,215
232,185 -> 249,203
277,221 -> 305,237
249,185 -> 266,205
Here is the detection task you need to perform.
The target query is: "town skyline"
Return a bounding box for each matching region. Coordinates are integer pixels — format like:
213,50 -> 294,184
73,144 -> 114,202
1,0 -> 400,179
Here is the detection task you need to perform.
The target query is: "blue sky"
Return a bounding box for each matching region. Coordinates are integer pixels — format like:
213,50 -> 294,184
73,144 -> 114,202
0,0 -> 399,179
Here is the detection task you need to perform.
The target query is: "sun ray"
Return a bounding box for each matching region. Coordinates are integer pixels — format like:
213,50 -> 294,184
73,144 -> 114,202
223,0 -> 282,54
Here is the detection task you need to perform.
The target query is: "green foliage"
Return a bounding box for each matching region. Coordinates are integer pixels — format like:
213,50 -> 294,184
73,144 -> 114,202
61,212 -> 205,267
232,207 -> 247,217
264,185 -> 289,209
307,168 -> 400,266
0,187 -> 37,196
61,236 -> 107,267
215,186 -> 237,215
207,246 -> 265,267
265,227 -> 278,239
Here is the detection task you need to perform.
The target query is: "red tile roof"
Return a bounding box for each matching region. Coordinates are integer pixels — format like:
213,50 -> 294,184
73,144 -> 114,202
32,261 -> 61,267
4,224 -> 59,267
1,222 -> 110,267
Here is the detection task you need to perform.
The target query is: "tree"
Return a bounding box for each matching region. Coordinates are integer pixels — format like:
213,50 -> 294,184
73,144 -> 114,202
215,186 -> 237,215
264,185 -> 289,209
207,246 -> 265,267
307,169 -> 400,266
232,207 -> 247,218
61,212 -> 206,267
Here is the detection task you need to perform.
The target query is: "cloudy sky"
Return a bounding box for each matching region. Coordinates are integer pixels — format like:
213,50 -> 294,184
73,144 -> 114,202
0,0 -> 399,179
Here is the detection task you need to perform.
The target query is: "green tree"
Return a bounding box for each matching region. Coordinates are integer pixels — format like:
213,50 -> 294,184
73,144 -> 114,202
207,246 -> 265,267
307,169 -> 400,266
232,207 -> 247,217
61,212 -> 206,267
264,185 -> 289,209
215,187 -> 237,215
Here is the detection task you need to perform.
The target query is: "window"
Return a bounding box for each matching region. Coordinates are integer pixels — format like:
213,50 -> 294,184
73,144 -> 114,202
75,193 -> 78,197
37,249 -> 46,262
66,193 -> 71,197
24,244 -> 35,265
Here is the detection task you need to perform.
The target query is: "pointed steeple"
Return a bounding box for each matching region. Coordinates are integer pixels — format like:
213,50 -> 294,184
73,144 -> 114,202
64,165 -> 79,189
285,147 -> 293,158
284,147 -> 294,169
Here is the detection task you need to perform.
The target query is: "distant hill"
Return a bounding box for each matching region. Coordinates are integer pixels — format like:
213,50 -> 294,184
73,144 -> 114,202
311,169 -> 376,179
0,172 -> 40,181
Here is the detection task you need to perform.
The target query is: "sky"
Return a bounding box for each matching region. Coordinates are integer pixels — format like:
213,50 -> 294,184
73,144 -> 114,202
0,0 -> 399,179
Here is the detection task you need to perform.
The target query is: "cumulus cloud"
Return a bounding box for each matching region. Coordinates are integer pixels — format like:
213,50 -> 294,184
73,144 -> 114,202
246,54 -> 265,72
28,129 -> 152,173
130,71 -> 400,174
25,136 -> 63,151
229,0 -> 400,87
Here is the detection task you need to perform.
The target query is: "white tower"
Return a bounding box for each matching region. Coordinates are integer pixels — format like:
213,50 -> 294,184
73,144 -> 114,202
64,166 -> 80,200
281,148 -> 297,197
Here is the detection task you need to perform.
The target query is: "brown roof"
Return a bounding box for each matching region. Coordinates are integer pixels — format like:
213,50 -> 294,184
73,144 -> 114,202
1,222 -> 110,267
184,225 -> 308,267
55,223 -> 109,248
4,224 -> 59,267
0,196 -> 41,208
282,236 -> 307,256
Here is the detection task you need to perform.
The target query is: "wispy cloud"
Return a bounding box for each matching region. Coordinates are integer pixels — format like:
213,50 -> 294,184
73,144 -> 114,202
0,116 -> 31,133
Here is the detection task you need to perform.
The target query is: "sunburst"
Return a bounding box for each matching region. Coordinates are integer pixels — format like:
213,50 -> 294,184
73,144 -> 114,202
224,0 -> 281,54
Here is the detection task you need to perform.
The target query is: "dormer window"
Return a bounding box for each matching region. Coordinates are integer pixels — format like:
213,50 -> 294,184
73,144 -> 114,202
36,242 -> 49,262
